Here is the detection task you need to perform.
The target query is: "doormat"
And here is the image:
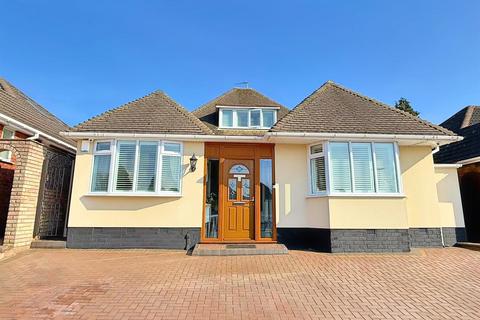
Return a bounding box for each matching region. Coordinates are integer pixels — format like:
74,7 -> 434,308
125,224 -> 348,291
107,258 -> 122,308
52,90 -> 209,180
225,244 -> 256,249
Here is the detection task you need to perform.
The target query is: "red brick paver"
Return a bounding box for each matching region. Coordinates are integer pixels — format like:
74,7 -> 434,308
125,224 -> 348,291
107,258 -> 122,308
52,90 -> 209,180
0,248 -> 479,319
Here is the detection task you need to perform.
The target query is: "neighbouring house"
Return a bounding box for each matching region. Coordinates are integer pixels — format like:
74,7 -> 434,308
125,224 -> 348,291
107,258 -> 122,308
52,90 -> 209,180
0,78 -> 76,250
435,106 -> 480,242
62,81 -> 466,252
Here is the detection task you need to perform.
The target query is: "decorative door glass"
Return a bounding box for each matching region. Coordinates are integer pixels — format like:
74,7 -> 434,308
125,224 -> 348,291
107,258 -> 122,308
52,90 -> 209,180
242,179 -> 250,200
228,178 -> 237,200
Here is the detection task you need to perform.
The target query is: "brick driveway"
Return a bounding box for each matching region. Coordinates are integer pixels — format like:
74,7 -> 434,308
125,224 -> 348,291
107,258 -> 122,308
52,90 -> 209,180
0,248 -> 479,319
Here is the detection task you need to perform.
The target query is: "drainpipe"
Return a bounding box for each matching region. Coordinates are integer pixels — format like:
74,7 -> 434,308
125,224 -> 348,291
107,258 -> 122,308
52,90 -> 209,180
440,227 -> 445,247
431,143 -> 445,246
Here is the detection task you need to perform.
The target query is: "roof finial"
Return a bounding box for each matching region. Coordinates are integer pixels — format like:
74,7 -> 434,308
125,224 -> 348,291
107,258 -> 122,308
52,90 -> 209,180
235,81 -> 249,89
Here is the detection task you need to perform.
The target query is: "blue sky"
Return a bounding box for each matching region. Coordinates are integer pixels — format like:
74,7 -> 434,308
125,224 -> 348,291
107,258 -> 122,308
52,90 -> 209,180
1,1 -> 479,126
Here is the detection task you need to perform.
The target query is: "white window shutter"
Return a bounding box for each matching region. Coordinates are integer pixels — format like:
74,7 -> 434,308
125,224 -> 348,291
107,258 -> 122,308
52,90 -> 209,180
374,143 -> 398,193
136,142 -> 158,192
115,141 -> 136,191
329,142 -> 352,193
351,143 -> 375,193
161,155 -> 182,192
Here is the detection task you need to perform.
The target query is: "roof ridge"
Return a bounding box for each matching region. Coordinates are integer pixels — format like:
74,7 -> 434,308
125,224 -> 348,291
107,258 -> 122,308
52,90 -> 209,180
461,106 -> 476,129
192,88 -> 237,116
271,81 -> 331,131
156,91 -> 213,135
241,87 -> 284,107
73,90 -> 161,129
326,81 -> 456,136
192,87 -> 285,117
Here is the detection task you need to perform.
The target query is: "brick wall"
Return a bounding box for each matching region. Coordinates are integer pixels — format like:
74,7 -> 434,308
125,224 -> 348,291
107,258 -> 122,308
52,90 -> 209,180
0,161 -> 15,239
0,140 -> 45,248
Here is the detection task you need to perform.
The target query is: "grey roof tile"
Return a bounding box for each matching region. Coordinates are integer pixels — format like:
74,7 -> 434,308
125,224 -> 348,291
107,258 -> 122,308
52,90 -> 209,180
434,123 -> 480,163
271,81 -> 456,136
0,78 -> 75,147
441,106 -> 480,133
435,106 -> 480,163
73,90 -> 212,135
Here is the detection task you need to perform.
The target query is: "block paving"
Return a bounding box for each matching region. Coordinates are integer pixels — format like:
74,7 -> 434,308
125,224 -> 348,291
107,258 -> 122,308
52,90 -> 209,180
0,247 -> 479,319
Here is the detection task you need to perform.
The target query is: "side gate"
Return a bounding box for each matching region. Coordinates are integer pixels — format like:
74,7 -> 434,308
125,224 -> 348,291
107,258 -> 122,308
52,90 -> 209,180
34,149 -> 74,239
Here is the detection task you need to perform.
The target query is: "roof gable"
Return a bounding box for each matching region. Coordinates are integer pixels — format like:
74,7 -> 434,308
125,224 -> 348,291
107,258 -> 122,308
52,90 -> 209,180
192,87 -> 289,134
272,81 -> 456,137
0,78 -> 75,147
73,91 -> 212,135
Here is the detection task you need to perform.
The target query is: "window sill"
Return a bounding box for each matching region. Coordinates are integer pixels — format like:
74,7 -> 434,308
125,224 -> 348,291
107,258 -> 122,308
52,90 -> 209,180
306,193 -> 406,199
85,192 -> 182,197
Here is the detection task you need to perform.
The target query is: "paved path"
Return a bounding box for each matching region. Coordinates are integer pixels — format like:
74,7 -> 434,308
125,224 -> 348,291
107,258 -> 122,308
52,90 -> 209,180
0,248 -> 479,319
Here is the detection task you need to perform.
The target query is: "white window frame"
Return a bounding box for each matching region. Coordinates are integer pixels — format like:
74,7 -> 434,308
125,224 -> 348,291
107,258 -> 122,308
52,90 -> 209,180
89,140 -> 114,193
307,143 -> 328,195
307,141 -> 404,197
218,107 -> 278,129
88,139 -> 183,197
0,127 -> 16,162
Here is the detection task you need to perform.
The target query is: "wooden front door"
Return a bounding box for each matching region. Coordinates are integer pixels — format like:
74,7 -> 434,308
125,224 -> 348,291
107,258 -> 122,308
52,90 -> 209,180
223,159 -> 254,240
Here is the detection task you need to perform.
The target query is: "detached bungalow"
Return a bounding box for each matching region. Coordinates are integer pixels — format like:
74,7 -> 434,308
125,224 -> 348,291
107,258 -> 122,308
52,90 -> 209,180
63,81 -> 465,252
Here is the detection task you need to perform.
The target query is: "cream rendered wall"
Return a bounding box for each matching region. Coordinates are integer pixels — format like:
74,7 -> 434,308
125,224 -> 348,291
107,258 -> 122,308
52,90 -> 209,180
400,146 -> 441,228
275,143 -> 447,230
328,198 -> 408,229
275,144 -> 330,228
68,141 -> 205,228
434,167 -> 465,228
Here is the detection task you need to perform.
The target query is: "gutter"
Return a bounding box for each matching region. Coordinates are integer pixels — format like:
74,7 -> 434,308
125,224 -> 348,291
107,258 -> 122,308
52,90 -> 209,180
61,130 -> 463,145
458,156 -> 480,166
61,131 -> 265,142
266,131 -> 463,143
434,163 -> 463,169
0,113 -> 77,151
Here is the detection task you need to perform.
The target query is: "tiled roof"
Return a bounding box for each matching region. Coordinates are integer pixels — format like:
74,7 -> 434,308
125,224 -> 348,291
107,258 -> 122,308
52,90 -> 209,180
0,78 -> 75,147
271,81 -> 456,136
440,106 -> 480,133
434,123 -> 480,164
73,91 -> 212,135
435,106 -> 480,164
192,88 -> 289,135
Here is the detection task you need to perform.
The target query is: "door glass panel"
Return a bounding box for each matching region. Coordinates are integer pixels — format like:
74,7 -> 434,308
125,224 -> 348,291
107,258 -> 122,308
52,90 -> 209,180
229,164 -> 249,174
260,159 -> 273,238
205,159 -> 219,238
228,178 -> 237,200
242,178 -> 250,200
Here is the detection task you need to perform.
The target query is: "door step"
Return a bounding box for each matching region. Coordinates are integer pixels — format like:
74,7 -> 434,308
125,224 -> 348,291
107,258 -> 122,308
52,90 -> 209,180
192,243 -> 288,256
30,240 -> 66,249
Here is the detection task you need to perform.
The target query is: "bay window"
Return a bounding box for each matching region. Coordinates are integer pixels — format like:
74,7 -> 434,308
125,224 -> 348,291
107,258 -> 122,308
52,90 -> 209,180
219,108 -> 278,129
91,140 -> 183,195
309,142 -> 401,195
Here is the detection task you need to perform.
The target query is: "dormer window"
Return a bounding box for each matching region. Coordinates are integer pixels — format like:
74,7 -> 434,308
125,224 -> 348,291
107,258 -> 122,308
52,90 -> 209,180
218,106 -> 278,129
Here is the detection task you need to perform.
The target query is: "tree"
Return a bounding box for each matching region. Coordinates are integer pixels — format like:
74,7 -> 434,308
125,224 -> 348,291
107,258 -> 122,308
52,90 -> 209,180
394,97 -> 419,117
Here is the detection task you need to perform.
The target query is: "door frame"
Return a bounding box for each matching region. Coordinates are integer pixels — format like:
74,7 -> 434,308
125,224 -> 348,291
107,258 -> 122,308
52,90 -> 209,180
222,159 -> 255,241
201,142 -> 276,243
